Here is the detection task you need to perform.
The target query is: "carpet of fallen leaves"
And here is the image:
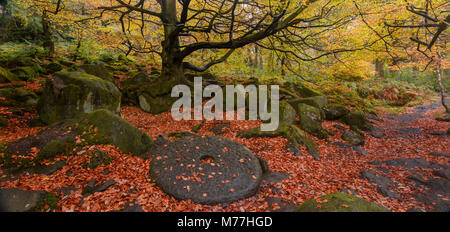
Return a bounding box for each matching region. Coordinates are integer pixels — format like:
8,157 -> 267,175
1,101 -> 449,212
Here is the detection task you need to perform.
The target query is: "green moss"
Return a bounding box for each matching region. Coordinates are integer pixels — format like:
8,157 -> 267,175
0,67 -> 20,83
341,131 -> 365,146
76,109 -> 153,156
45,62 -> 63,74
37,140 -> 67,161
38,192 -> 60,212
0,88 -> 38,106
38,70 -> 121,124
295,82 -> 323,98
238,125 -> 318,154
138,93 -> 175,114
289,96 -> 328,109
296,192 -> 389,212
341,111 -> 373,131
280,125 -> 318,153
79,63 -> 114,82
10,67 -> 38,81
279,101 -> 297,126
295,103 -> 328,139
324,104 -> 350,120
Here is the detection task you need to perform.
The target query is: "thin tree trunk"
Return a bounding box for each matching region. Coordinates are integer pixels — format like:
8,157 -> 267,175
281,56 -> 286,77
375,59 -> 384,78
437,51 -> 449,113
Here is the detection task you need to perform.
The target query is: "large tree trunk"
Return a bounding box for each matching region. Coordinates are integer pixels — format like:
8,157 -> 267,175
160,0 -> 185,84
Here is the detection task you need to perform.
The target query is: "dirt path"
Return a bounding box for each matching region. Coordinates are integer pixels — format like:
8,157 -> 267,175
358,98 -> 449,212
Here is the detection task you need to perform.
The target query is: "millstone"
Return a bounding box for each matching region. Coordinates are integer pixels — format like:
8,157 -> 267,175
149,135 -> 263,205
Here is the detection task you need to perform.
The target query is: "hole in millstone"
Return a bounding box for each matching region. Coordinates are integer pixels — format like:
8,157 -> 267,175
200,155 -> 215,164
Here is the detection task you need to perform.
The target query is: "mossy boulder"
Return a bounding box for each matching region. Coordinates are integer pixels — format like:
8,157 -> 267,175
296,192 -> 389,212
137,79 -> 179,114
341,111 -> 373,131
279,101 -> 297,126
79,63 -> 114,82
38,71 -> 121,124
120,72 -> 152,106
238,124 -> 318,158
0,67 -> 20,83
342,131 -> 365,146
0,88 -> 39,106
138,93 -> 176,114
75,109 -> 153,156
280,125 -> 319,157
36,140 -> 67,161
295,103 -> 329,139
121,77 -> 177,114
45,62 -> 63,74
324,104 -> 350,120
288,96 -> 328,110
10,67 -> 38,81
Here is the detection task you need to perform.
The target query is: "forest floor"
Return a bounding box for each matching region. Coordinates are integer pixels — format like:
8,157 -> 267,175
0,97 -> 448,212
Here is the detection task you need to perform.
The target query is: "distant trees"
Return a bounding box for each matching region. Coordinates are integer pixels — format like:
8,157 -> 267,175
383,0 -> 449,112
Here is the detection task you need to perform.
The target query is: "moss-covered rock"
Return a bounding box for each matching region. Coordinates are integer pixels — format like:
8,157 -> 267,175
138,93 -> 176,114
288,96 -> 328,110
0,67 -> 20,83
296,192 -> 389,212
121,76 -> 177,114
45,62 -> 63,74
10,67 -> 38,81
238,124 -> 318,158
341,111 -> 373,131
324,104 -> 350,120
37,71 -> 121,124
79,63 -> 114,82
36,140 -> 68,161
280,125 -> 318,156
75,109 -> 153,156
295,103 -> 328,139
0,88 -> 39,106
342,131 -> 365,146
279,101 -> 297,126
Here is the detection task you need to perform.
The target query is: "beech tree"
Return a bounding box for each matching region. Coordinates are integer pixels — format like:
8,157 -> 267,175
99,0 -> 373,83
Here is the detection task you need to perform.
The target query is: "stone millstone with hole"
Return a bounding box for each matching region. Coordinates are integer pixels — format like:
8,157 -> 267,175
149,135 -> 264,205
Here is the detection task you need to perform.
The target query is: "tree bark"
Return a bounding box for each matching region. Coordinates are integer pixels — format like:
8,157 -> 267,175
375,59 -> 384,78
160,0 -> 185,83
42,11 -> 55,56
437,51 -> 449,113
